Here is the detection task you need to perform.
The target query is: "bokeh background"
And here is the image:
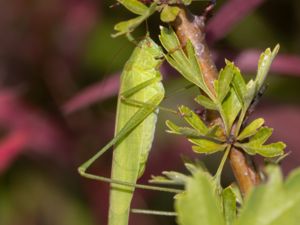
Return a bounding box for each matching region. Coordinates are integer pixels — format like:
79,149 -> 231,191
0,0 -> 299,225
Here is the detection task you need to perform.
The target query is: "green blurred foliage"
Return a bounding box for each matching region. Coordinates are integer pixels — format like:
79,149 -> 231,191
0,161 -> 94,225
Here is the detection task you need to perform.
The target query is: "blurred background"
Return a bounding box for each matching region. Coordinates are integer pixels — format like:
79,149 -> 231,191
0,0 -> 299,224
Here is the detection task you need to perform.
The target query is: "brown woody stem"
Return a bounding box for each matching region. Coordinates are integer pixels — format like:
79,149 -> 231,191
172,5 -> 261,196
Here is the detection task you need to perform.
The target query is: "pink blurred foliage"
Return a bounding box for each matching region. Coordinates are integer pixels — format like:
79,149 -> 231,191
215,49 -> 300,77
0,89 -> 72,173
0,0 -> 98,173
206,0 -> 265,44
62,73 -> 120,114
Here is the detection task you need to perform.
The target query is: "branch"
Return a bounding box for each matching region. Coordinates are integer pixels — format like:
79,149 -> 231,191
171,4 -> 260,195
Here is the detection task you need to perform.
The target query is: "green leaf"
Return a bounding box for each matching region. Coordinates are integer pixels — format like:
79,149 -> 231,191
185,40 -> 211,95
150,170 -> 188,185
159,27 -> 212,97
236,141 -> 285,157
221,88 -> 242,131
194,95 -> 218,110
184,160 -> 209,175
237,118 -> 265,141
248,127 -> 273,145
175,170 -> 225,225
231,66 -> 246,105
162,0 -> 192,5
112,3 -> 157,37
255,45 -> 279,93
160,5 -> 180,22
244,79 -> 256,108
113,16 -> 144,37
191,139 -> 227,154
162,171 -> 188,184
149,175 -> 181,185
118,0 -> 148,15
217,61 -> 235,102
230,183 -> 243,205
179,105 -> 208,135
165,120 -> 201,137
222,187 -> 237,225
235,126 -> 285,157
234,165 -> 300,225
255,142 -> 286,157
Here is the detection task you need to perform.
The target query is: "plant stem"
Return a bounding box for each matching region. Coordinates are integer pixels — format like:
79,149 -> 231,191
172,6 -> 217,95
171,4 -> 261,196
229,148 -> 261,195
215,145 -> 231,182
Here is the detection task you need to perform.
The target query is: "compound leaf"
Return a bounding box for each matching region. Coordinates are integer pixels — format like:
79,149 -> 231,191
179,105 -> 208,135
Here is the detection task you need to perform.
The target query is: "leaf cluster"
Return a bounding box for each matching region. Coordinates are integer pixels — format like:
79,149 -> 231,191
112,0 -> 192,37
157,164 -> 300,225
159,27 -> 286,158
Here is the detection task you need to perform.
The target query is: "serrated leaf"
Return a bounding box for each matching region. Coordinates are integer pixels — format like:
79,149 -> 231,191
244,79 -> 256,108
249,127 -> 273,145
149,175 -> 173,183
223,187 -> 237,225
194,95 -> 218,110
113,16 -> 144,37
255,142 -> 286,157
185,40 -> 211,96
160,5 -> 180,22
159,27 -> 212,96
236,141 -> 285,157
149,176 -> 184,185
234,165 -> 300,225
255,45 -> 279,93
179,105 -> 208,135
165,120 -> 203,137
112,3 -> 156,37
162,171 -> 188,184
217,61 -> 235,102
221,88 -> 242,131
191,139 -> 227,154
184,161 -> 208,175
237,118 -> 265,141
231,66 -> 246,105
175,170 -> 225,225
118,0 -> 148,15
165,120 -> 181,134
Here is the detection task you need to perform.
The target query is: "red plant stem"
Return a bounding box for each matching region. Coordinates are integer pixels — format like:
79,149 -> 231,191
172,4 -> 260,196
